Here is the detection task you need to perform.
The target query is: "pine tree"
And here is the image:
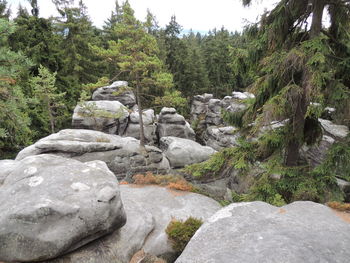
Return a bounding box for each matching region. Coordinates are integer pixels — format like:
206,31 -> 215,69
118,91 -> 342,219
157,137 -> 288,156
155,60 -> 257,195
0,19 -> 32,156
237,0 -> 350,166
91,1 -> 173,147
30,65 -> 66,134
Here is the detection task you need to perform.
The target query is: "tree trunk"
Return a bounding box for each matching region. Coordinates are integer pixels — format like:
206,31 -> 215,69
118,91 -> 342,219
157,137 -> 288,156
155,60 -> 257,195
284,0 -> 325,166
310,0 -> 325,38
136,83 -> 146,147
48,101 -> 55,134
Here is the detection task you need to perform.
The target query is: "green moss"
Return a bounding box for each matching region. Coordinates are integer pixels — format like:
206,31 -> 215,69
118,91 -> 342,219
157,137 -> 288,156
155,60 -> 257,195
166,217 -> 203,254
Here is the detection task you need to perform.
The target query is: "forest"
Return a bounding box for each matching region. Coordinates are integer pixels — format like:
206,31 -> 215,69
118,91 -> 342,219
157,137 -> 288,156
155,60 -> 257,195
1,0 -> 350,204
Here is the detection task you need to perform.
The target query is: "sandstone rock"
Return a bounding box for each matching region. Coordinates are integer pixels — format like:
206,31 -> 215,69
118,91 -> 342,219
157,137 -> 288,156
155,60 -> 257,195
203,126 -> 240,151
72,100 -> 129,135
92,81 -> 136,107
336,178 -> 350,202
319,118 -> 349,139
120,185 -> 221,262
124,108 -> 156,144
0,154 -> 126,262
176,201 -> 350,263
0,159 -> 17,185
16,129 -> 170,179
160,136 -> 216,168
157,107 -> 195,140
300,135 -> 335,167
41,199 -> 154,263
190,93 -> 213,119
205,99 -> 222,126
232,91 -> 255,100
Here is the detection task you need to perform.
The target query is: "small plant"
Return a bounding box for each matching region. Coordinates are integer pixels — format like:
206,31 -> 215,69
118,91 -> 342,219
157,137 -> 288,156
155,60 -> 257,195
96,137 -> 110,143
166,217 -> 203,254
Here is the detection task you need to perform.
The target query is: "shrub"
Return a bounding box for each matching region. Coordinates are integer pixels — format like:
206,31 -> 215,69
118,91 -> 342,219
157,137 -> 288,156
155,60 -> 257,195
166,217 -> 203,253
133,172 -> 157,184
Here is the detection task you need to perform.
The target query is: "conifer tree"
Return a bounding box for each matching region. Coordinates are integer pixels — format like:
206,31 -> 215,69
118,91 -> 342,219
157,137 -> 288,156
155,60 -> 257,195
91,1 -> 173,147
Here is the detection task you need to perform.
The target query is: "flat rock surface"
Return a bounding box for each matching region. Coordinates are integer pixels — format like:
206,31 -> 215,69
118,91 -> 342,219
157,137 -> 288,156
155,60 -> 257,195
0,155 -> 126,262
176,201 -> 350,263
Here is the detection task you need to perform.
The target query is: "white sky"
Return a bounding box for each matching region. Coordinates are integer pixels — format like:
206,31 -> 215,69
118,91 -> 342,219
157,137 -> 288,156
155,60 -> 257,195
7,0 -> 279,32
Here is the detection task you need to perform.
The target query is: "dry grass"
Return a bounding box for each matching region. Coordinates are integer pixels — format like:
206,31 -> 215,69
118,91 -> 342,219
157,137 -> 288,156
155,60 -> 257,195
327,201 -> 350,212
132,172 -> 194,192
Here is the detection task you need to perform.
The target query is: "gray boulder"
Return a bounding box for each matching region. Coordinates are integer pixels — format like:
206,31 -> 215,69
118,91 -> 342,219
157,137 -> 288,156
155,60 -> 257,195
157,107 -> 195,141
121,185 -> 221,261
300,135 -> 335,167
176,201 -> 350,263
319,118 -> 349,139
92,81 -> 136,108
41,199 -> 154,263
160,136 -> 216,168
232,91 -> 255,100
0,159 -> 17,185
205,99 -> 222,126
203,126 -> 240,151
124,108 -> 156,144
41,185 -> 220,263
0,155 -> 126,262
190,93 -> 213,120
72,100 -> 129,135
16,129 -> 170,180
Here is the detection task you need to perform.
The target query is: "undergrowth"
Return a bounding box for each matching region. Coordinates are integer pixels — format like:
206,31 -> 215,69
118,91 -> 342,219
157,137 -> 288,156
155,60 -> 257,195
166,217 -> 203,254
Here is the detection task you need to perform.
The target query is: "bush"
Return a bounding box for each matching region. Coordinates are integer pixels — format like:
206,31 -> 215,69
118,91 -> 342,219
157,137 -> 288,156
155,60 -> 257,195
166,217 -> 203,254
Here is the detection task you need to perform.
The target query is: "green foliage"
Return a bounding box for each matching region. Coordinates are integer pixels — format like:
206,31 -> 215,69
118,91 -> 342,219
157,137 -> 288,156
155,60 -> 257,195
166,217 -> 203,254
0,18 -> 33,155
313,135 -> 350,182
154,90 -> 188,115
30,65 -> 66,135
184,138 -> 256,178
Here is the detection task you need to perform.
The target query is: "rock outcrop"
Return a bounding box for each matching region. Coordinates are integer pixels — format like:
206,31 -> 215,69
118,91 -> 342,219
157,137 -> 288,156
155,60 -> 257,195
176,201 -> 350,263
124,107 -> 157,144
16,129 -> 170,179
39,185 -> 221,263
203,126 -> 240,151
72,100 -> 129,135
92,81 -> 136,108
0,154 -> 126,262
160,136 -> 216,168
157,107 -> 195,141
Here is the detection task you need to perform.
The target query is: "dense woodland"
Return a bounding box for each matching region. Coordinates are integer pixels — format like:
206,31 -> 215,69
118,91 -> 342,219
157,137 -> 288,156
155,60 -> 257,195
1,0 -> 350,203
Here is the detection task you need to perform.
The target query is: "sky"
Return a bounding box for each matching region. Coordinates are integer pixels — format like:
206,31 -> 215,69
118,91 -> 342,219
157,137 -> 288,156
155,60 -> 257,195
7,0 -> 279,32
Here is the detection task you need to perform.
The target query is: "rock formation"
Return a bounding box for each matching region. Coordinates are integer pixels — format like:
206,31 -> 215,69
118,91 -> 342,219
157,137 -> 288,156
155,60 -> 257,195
176,201 -> 350,263
0,155 -> 126,262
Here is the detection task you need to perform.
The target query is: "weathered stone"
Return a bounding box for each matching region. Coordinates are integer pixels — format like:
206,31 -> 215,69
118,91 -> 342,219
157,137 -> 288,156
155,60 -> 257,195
203,126 -> 240,151
336,178 -> 350,202
120,185 -> 221,262
157,108 -> 195,140
124,108 -> 156,144
205,99 -> 222,126
41,199 -> 154,263
160,136 -> 216,168
72,100 -> 129,135
0,159 -> 17,185
300,135 -> 335,167
319,118 -> 349,139
176,201 -> 350,263
16,129 -> 170,179
0,154 -> 126,262
92,81 -> 136,107
232,91 -> 255,100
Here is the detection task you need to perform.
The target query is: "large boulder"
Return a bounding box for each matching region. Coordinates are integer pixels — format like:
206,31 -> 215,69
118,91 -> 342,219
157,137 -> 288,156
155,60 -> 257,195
40,185 -> 221,263
0,155 -> 126,262
0,159 -> 17,185
157,107 -> 195,141
16,129 -> 170,180
203,126 -> 240,151
160,136 -> 216,168
300,135 -> 335,167
72,100 -> 129,135
124,108 -> 156,144
176,201 -> 350,263
205,99 -> 222,126
92,81 -> 136,108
